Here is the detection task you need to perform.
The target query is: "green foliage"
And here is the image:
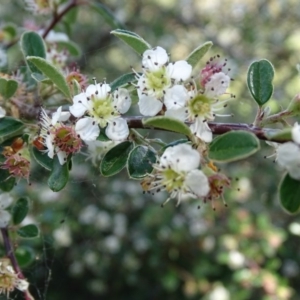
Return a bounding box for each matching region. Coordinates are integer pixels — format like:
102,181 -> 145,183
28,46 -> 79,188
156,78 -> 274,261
247,59 -> 275,106
0,169 -> 15,192
0,78 -> 18,99
279,173 -> 300,214
20,31 -> 46,74
209,131 -> 260,162
100,141 -> 134,176
31,146 -> 53,171
110,72 -> 139,92
11,197 -> 29,225
17,224 -> 39,238
127,146 -> 156,179
47,156 -> 69,192
0,117 -> 24,143
15,246 -> 35,268
26,56 -> 71,99
186,41 -> 213,69
143,116 -> 192,136
111,29 -> 151,55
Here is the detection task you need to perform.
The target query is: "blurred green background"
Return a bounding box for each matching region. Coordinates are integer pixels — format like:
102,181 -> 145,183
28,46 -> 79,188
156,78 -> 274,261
2,0 -> 300,299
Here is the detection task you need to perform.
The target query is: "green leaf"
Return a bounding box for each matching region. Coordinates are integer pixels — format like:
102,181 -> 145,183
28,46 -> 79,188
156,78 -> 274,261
186,41 -> 213,69
111,29 -> 151,55
279,173 -> 300,214
12,197 -> 29,225
17,224 -> 39,238
20,31 -> 46,74
247,59 -> 275,106
100,141 -> 134,176
264,128 -> 292,143
127,146 -> 156,179
15,246 -> 35,268
0,169 -> 15,192
26,56 -> 71,99
31,146 -> 53,171
47,156 -> 69,192
0,78 -> 18,99
209,131 -> 260,162
143,116 -> 192,136
0,117 -> 24,142
111,72 -> 140,92
91,3 -> 125,29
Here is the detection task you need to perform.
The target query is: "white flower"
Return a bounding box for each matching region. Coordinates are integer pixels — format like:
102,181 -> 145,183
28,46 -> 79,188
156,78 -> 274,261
70,83 -> 131,141
39,107 -> 84,165
204,72 -> 231,98
277,142 -> 300,180
0,107 -> 6,118
137,46 -> 192,116
292,122 -> 300,144
0,193 -> 13,228
141,144 -> 210,205
0,258 -> 29,295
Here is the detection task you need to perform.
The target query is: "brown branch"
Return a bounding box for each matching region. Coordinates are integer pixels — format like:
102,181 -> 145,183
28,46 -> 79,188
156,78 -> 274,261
125,116 -> 287,143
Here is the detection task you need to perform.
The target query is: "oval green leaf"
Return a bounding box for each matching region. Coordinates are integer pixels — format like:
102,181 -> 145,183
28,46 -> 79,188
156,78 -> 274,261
127,146 -> 156,179
31,146 -> 53,171
143,116 -> 192,136
0,169 -> 15,192
279,173 -> 300,214
26,56 -> 71,99
47,156 -> 69,191
17,224 -> 39,238
111,72 -> 139,92
0,78 -> 18,99
209,131 -> 260,162
12,197 -> 29,225
15,246 -> 35,268
247,59 -> 275,106
111,29 -> 151,55
100,141 -> 134,176
0,117 -> 24,142
186,41 -> 213,69
20,31 -> 46,74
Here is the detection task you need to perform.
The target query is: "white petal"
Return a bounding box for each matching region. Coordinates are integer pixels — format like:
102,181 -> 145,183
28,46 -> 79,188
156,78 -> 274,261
287,166 -> 300,180
0,210 -> 11,228
105,118 -> 129,141
292,122 -> 300,144
190,118 -> 213,143
186,169 -> 210,197
0,193 -> 13,209
0,106 -> 6,118
45,31 -> 69,43
15,278 -> 29,291
95,83 -> 111,99
75,117 -> 100,141
70,93 -> 88,117
142,46 -> 169,70
165,107 -> 187,121
57,151 -> 67,165
85,84 -> 98,97
46,135 -> 55,158
52,106 -> 70,125
160,144 -> 201,172
138,96 -> 163,116
167,60 -> 192,81
164,85 -> 189,110
113,88 -> 131,113
205,72 -> 230,98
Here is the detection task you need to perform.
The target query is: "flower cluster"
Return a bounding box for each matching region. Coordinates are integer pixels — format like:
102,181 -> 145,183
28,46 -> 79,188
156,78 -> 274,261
136,46 -> 192,116
0,258 -> 29,296
141,143 -> 210,206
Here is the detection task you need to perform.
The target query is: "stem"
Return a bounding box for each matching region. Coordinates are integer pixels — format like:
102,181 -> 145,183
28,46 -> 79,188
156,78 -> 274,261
125,116 -> 288,143
1,228 -> 34,300
42,0 -> 88,39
